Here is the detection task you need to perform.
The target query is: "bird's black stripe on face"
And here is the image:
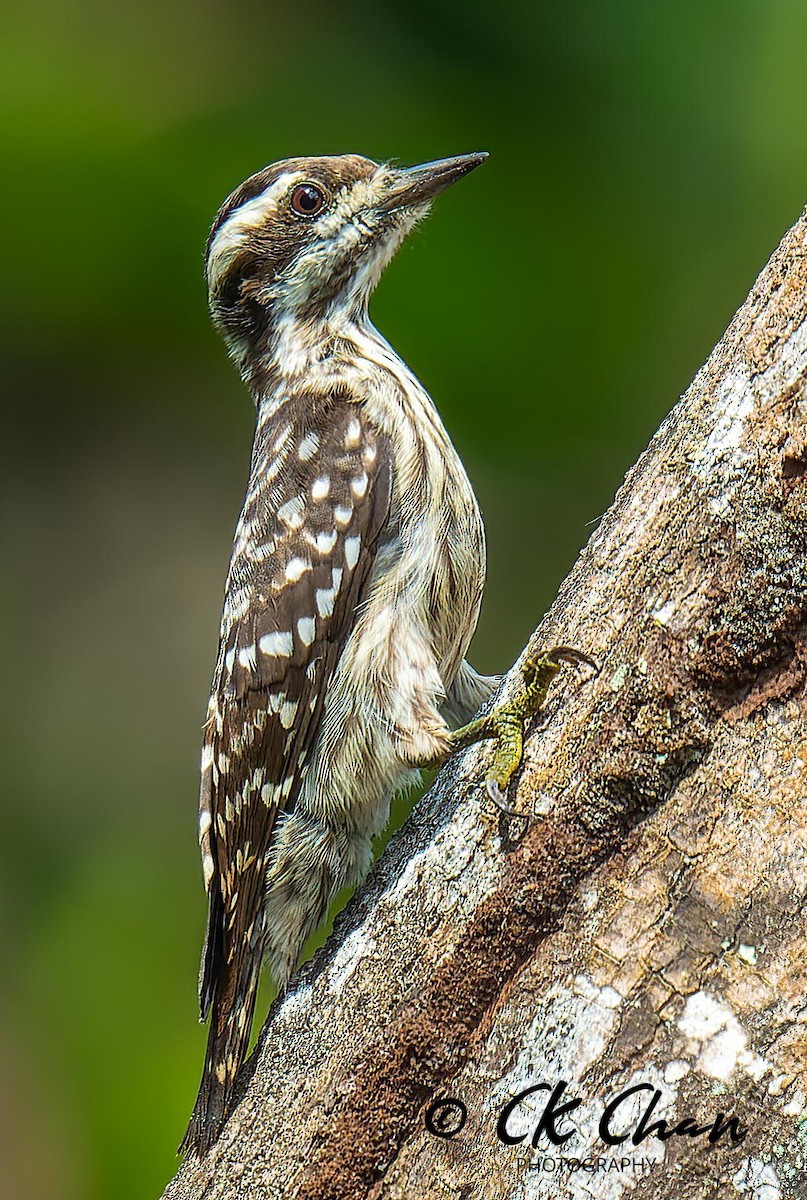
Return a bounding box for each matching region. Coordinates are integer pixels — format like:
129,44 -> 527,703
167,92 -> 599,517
205,155 -> 377,263
206,154 -> 383,358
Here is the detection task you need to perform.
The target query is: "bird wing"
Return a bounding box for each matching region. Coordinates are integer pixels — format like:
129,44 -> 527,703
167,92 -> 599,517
197,392 -> 392,1017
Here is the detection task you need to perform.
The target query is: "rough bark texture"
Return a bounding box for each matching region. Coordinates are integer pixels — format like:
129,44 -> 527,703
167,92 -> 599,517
163,210 -> 807,1200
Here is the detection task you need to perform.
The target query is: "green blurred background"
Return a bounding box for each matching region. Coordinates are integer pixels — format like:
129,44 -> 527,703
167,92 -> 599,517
2,0 -> 807,1195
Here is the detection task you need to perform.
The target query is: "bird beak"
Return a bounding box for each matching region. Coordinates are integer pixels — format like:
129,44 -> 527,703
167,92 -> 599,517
378,152 -> 488,211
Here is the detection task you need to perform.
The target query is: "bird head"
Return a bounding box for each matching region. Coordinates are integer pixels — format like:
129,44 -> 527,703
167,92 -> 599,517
205,152 -> 487,367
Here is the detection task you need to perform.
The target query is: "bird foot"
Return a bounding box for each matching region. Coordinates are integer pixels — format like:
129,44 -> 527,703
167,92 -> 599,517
449,646 -> 598,817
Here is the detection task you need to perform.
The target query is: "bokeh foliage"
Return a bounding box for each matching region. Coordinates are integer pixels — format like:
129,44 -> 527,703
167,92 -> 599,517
3,1 -> 807,1196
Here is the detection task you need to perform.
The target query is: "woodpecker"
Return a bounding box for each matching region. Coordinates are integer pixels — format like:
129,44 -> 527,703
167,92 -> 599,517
181,152 -> 592,1156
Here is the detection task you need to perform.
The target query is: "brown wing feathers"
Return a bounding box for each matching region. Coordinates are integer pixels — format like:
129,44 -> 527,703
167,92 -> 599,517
183,393 -> 391,1153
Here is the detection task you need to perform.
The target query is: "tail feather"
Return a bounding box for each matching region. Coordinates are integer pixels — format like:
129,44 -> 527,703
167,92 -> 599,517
199,890 -> 224,1023
179,957 -> 261,1157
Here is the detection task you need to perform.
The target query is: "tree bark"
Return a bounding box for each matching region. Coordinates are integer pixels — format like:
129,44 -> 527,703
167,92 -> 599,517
163,209 -> 807,1200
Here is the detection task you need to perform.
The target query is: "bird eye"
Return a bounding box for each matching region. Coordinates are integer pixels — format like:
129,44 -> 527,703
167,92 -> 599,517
290,183 -> 325,217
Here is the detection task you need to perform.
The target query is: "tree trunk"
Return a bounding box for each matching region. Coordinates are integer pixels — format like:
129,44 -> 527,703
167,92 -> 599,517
163,208 -> 807,1200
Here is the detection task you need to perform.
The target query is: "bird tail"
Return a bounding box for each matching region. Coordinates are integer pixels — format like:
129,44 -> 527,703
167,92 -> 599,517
179,954 -> 261,1158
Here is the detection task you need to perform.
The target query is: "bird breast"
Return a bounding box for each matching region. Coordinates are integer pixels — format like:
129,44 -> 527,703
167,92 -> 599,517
352,327 -> 486,691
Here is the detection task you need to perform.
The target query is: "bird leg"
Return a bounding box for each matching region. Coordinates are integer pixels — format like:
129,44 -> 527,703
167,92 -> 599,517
432,647 -> 599,816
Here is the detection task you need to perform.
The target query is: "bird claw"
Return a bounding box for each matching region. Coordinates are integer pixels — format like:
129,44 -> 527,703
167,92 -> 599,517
486,776 -> 523,816
544,645 -> 599,672
522,645 -> 600,688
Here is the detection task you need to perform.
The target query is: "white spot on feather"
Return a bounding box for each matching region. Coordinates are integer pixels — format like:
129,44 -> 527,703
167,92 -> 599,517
344,417 -> 362,448
276,495 -> 306,530
250,541 -> 276,562
351,473 -> 368,499
238,644 -> 257,670
225,586 -> 251,620
316,587 -> 335,618
285,557 -> 310,582
297,616 -> 315,646
259,630 -> 293,658
344,536 -> 361,569
297,431 -> 320,461
272,423 -> 291,454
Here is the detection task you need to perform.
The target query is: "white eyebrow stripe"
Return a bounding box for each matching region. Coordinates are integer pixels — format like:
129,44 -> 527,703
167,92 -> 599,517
207,172 -> 301,288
